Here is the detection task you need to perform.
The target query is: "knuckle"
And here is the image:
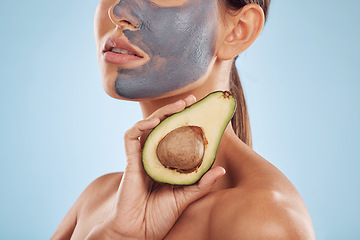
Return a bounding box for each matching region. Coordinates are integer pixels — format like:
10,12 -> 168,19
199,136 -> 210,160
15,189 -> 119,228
124,125 -> 136,138
124,121 -> 143,140
124,129 -> 131,140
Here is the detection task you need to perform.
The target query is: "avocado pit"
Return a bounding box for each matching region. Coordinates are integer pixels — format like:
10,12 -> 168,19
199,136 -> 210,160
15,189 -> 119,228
156,126 -> 205,173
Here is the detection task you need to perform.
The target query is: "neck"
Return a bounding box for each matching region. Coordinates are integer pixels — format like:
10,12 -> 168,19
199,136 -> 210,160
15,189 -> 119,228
139,58 -> 232,118
210,124 -> 238,191
210,124 -> 252,191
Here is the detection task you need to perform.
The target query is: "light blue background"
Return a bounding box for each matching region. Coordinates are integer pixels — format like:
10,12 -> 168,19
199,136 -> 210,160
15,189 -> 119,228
0,0 -> 359,239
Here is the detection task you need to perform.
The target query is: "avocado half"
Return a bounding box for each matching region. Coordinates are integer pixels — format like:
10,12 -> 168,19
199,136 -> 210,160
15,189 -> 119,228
142,91 -> 236,185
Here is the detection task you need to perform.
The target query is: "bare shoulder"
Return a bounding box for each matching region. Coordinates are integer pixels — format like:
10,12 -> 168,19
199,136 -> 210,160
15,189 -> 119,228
209,186 -> 315,240
51,172 -> 122,240
206,132 -> 316,239
81,172 -> 123,199
76,172 -> 123,215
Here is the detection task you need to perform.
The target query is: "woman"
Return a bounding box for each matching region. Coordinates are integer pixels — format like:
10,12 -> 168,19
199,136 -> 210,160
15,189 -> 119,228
52,0 -> 316,239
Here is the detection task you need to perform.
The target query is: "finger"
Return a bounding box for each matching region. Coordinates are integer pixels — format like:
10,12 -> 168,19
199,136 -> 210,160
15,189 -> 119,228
147,95 -> 197,122
140,95 -> 196,146
173,166 -> 226,210
117,119 -> 161,209
124,118 -> 160,163
183,95 -> 197,107
195,166 -> 226,192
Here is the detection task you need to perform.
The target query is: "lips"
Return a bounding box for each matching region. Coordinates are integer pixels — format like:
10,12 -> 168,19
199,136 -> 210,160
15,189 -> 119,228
102,37 -> 145,65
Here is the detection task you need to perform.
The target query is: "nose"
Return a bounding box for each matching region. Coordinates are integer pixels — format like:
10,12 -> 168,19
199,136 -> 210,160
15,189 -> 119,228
108,0 -> 141,31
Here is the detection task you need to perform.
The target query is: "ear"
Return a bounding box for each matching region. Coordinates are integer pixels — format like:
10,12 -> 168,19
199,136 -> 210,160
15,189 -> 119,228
217,4 -> 265,60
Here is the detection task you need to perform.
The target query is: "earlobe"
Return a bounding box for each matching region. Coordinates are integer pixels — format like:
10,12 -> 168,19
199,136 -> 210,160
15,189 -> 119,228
217,4 -> 265,61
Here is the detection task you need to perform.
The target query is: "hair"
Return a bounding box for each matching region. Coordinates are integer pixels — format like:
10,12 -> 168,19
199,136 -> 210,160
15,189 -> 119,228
224,0 -> 271,147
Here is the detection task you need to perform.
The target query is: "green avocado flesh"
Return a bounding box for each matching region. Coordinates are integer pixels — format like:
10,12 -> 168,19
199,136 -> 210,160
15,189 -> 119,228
142,91 -> 236,185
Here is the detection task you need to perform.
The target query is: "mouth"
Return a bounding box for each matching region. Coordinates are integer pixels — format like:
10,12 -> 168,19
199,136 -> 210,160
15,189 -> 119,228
110,48 -> 139,56
102,37 -> 146,65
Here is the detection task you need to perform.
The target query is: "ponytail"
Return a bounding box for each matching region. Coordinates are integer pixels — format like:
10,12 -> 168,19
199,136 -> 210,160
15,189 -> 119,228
225,0 -> 270,147
230,60 -> 252,147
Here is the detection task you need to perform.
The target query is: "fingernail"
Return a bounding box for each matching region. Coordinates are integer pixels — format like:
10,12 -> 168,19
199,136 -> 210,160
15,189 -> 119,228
216,168 -> 226,181
188,95 -> 196,101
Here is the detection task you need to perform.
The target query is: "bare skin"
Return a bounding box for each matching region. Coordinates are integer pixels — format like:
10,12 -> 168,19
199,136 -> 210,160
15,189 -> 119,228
51,100 -> 315,239
51,1 -> 315,239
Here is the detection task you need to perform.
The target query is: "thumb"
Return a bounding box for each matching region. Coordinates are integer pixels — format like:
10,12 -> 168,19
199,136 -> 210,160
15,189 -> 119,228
174,166 -> 226,209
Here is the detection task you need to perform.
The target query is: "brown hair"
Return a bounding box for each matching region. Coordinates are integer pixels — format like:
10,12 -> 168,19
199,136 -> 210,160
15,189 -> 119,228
225,0 -> 271,147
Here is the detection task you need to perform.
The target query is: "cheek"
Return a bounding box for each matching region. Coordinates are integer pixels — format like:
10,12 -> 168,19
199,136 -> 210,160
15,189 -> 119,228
147,13 -> 216,56
94,0 -> 115,39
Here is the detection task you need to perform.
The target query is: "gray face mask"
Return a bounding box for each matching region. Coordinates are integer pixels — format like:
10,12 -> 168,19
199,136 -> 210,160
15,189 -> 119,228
112,0 -> 218,99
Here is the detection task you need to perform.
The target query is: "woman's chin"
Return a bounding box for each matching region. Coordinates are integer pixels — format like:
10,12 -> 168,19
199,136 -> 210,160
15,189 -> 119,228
101,71 -> 212,102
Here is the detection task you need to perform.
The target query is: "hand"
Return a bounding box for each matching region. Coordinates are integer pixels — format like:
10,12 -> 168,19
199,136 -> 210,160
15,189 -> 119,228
86,96 -> 226,240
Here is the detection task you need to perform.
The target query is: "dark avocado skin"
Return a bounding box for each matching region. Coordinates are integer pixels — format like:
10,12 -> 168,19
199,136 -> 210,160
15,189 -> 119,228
142,91 -> 236,185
